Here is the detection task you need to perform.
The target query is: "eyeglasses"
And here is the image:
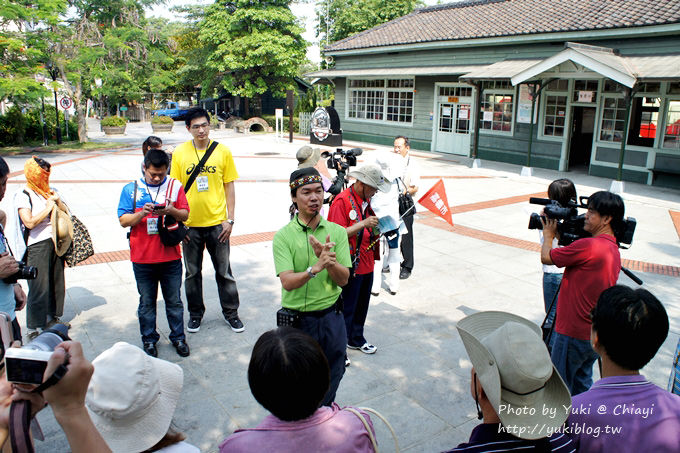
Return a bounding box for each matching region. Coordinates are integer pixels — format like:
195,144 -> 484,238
190,122 -> 210,131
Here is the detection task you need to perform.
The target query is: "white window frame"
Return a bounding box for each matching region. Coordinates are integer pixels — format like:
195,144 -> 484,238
345,77 -> 415,126
479,81 -> 515,136
538,81 -> 570,142
661,97 -> 680,150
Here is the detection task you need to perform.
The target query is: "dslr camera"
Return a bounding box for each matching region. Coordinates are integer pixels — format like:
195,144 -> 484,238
528,196 -> 636,248
3,261 -> 38,284
5,323 -> 70,385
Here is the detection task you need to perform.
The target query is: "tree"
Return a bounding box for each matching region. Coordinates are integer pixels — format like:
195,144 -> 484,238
199,0 -> 308,113
316,0 -> 423,46
49,0 -> 166,142
0,0 -> 66,105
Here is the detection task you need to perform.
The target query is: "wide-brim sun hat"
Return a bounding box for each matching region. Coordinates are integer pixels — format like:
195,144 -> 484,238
456,311 -> 571,440
348,164 -> 391,192
86,342 -> 184,453
296,146 -> 321,169
50,207 -> 73,257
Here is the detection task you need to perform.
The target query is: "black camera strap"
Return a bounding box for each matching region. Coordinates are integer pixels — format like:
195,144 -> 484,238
185,140 -> 218,192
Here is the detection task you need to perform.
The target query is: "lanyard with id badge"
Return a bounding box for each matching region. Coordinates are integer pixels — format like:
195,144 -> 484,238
191,140 -> 219,193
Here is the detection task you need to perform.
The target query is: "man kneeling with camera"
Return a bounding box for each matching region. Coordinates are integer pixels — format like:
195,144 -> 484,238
540,191 -> 624,395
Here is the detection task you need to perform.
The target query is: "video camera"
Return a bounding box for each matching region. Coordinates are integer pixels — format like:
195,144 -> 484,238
528,196 -> 636,248
321,147 -> 363,172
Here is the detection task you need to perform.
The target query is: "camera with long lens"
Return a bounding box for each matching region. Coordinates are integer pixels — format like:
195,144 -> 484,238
3,261 -> 38,284
5,323 -> 70,385
322,147 -> 363,196
528,196 -> 636,248
321,147 -> 363,171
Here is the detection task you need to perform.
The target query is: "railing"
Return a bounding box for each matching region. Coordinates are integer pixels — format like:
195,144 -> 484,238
299,112 -> 312,135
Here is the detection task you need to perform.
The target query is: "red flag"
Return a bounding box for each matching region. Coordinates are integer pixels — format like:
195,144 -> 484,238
418,179 -> 453,226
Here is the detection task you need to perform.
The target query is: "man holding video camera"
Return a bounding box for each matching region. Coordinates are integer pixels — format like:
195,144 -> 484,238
540,191 -> 623,395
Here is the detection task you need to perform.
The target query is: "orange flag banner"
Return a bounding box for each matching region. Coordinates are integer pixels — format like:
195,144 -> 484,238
418,179 -> 454,226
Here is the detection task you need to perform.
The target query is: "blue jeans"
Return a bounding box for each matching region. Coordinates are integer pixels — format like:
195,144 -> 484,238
133,260 -> 185,344
551,332 -> 599,395
542,273 -> 562,328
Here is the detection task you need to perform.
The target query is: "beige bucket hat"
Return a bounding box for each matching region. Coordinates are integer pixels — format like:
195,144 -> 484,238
51,207 -> 73,257
348,164 -> 391,192
456,311 -> 571,440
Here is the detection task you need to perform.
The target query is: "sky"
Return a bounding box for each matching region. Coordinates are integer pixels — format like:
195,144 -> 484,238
146,0 -> 443,63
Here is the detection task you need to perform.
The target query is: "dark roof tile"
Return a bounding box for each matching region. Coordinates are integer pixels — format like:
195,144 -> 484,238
325,0 -> 680,52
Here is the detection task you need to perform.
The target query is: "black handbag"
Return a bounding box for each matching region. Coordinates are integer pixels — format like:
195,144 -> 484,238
397,178 -> 415,218
158,214 -> 189,246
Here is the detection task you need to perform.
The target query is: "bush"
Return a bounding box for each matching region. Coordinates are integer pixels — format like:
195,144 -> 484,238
101,116 -> 127,127
0,106 -> 28,146
151,115 -> 174,125
260,114 -> 299,133
24,108 -> 78,143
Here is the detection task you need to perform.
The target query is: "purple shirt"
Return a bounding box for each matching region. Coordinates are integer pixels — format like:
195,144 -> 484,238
568,375 -> 680,452
219,403 -> 375,453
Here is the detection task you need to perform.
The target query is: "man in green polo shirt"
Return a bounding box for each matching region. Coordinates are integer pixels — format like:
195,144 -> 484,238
273,167 -> 351,405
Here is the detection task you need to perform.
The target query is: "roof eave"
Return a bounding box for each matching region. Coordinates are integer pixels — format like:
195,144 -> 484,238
323,23 -> 680,57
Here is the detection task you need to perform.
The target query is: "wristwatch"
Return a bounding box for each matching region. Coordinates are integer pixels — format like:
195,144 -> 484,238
306,266 -> 317,278
226,219 -> 235,225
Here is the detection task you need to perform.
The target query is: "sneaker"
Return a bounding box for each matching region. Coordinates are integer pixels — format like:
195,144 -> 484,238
348,343 -> 377,354
226,316 -> 245,333
26,329 -> 41,342
399,268 -> 411,280
371,291 -> 379,296
187,318 -> 201,333
47,317 -> 71,329
173,340 -> 190,357
345,355 -> 351,367
143,342 -> 158,357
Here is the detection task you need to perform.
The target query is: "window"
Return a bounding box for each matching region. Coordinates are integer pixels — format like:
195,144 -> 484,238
668,82 -> 680,95
544,95 -> 568,137
439,86 -> 473,97
573,80 -> 598,103
481,82 -> 514,133
627,97 -> 660,147
546,80 -> 568,91
662,100 -> 680,149
600,96 -> 627,142
347,78 -> 414,123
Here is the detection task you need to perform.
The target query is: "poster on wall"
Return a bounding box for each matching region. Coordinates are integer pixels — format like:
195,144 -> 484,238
517,84 -> 537,124
483,111 -> 493,122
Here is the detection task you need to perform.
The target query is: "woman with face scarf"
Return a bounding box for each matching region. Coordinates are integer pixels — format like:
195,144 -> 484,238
17,157 -> 70,340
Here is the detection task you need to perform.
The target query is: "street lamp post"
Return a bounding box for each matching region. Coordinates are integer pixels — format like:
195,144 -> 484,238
47,62 -> 62,144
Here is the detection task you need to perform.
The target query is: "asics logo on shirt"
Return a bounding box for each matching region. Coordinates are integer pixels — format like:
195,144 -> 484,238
186,163 -> 217,175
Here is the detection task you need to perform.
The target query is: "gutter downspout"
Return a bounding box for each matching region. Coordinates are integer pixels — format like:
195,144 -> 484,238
471,81 -> 482,163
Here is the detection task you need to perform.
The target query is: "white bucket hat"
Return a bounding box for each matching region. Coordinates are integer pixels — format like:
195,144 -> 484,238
456,311 -> 571,440
349,164 -> 391,192
85,342 -> 183,453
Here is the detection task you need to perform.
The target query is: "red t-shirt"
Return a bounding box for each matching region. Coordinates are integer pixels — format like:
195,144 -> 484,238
550,234 -> 621,341
118,177 -> 190,264
328,187 -> 377,275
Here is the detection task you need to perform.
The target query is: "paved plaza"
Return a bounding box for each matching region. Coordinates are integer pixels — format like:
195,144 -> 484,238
4,121 -> 679,452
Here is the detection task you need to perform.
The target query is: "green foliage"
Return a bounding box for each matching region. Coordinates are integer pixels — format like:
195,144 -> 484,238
316,0 -> 423,45
101,116 -> 127,127
0,0 -> 67,105
0,107 -> 77,146
199,0 -> 308,99
151,115 -> 174,124
294,89 -> 317,115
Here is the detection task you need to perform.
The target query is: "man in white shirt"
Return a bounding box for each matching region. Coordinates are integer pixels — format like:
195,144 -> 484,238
393,136 -> 419,280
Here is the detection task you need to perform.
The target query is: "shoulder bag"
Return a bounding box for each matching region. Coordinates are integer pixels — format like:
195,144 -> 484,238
396,178 -> 415,218
158,178 -> 189,246
343,406 -> 400,453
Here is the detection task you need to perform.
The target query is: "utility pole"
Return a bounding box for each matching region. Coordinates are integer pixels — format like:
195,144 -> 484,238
47,62 -> 62,144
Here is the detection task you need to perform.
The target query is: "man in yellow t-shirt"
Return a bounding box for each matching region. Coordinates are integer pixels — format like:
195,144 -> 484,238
169,108 -> 243,334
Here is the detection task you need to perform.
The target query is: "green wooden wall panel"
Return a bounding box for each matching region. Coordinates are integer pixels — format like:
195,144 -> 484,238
594,146 -> 648,167
589,165 -> 648,184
